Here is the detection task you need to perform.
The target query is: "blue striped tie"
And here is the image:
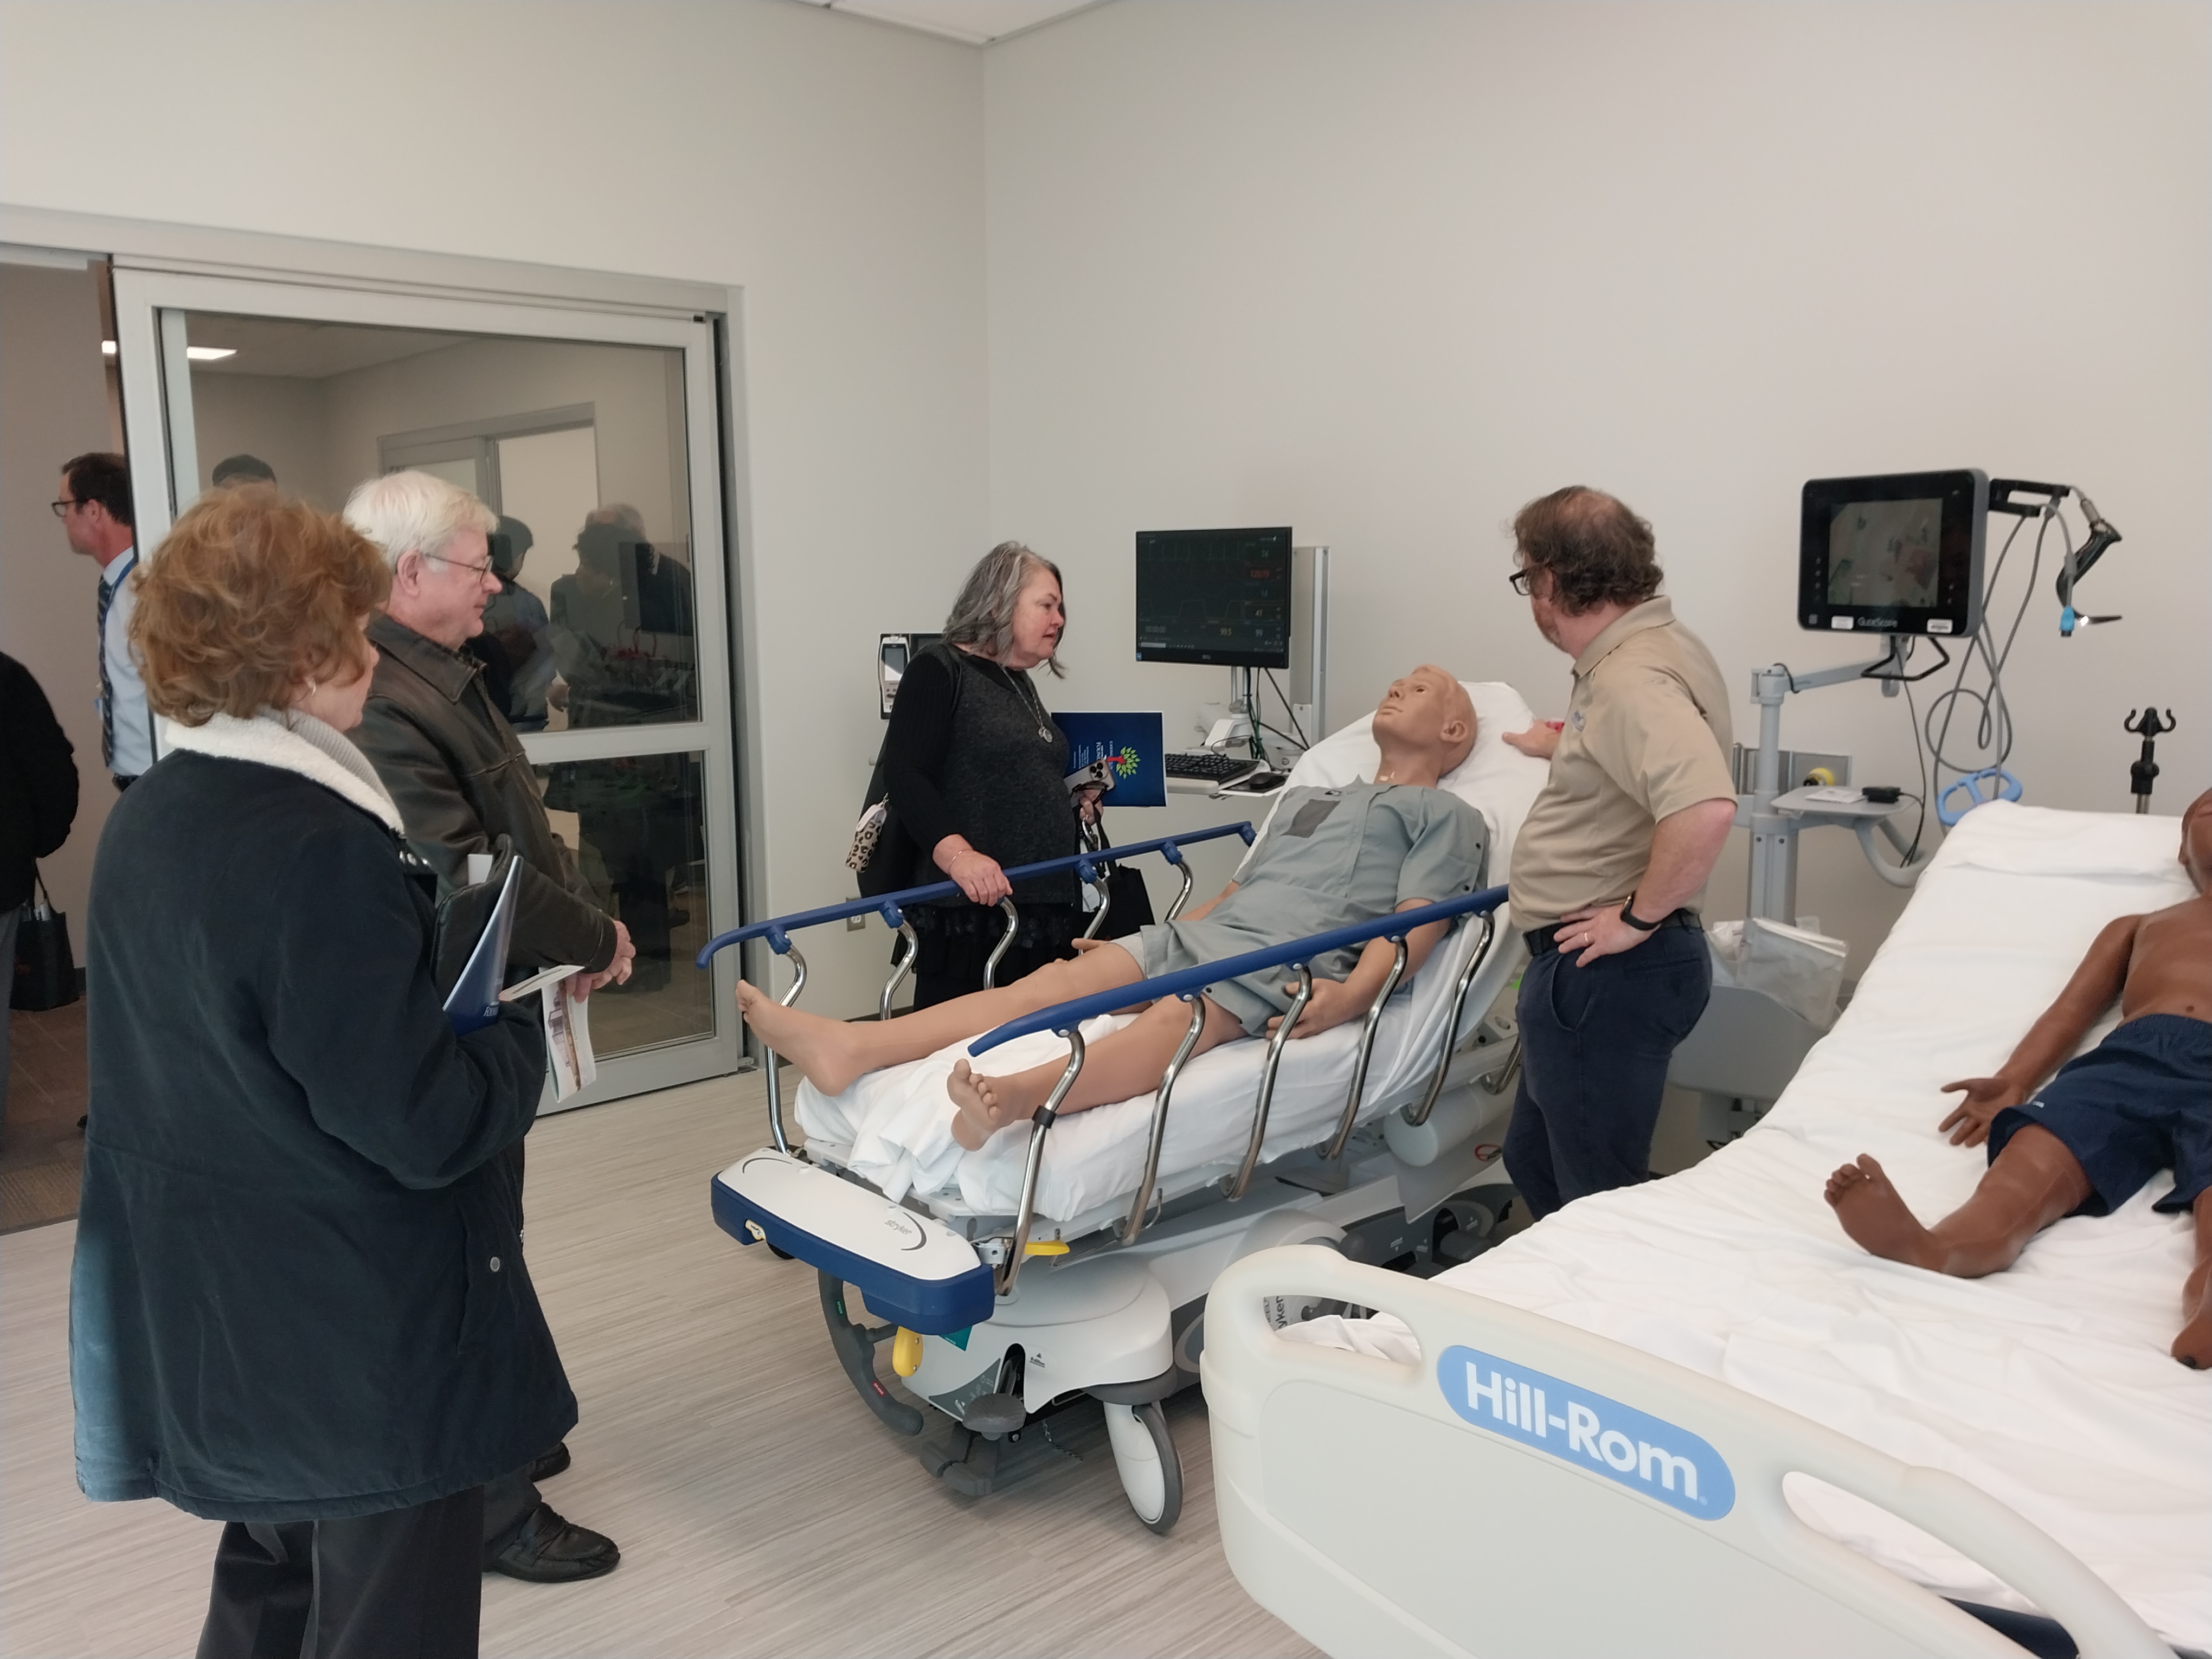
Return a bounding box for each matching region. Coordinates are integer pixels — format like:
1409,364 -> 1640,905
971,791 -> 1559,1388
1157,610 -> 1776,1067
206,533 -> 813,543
96,570 -> 116,769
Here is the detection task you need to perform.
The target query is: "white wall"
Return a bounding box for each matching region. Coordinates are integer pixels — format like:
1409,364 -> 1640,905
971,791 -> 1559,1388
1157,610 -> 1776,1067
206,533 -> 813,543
1,0 -> 992,1014
984,0 -> 2212,973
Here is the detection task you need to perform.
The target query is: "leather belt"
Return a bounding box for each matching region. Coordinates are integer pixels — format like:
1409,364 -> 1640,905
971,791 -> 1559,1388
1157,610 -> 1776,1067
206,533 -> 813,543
1525,908 -> 1700,957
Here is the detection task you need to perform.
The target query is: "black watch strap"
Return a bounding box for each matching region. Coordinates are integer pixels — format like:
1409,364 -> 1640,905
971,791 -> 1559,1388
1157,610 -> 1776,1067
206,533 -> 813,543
1619,893 -> 1664,931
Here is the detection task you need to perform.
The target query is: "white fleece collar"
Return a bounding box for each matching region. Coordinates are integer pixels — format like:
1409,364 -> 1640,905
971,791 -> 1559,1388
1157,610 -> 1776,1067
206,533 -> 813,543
158,709 -> 405,834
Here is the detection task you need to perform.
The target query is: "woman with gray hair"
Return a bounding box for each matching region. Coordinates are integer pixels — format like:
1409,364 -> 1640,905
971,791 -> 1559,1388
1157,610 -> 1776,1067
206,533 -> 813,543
879,541 -> 1098,1008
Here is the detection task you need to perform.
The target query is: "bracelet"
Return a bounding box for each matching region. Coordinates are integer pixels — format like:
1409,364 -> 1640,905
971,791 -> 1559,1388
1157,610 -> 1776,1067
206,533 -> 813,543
1619,892 -> 1664,931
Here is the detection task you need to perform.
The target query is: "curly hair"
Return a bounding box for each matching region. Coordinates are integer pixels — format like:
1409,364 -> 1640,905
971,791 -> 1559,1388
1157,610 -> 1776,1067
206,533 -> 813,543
133,486 -> 390,725
1512,487 -> 1662,615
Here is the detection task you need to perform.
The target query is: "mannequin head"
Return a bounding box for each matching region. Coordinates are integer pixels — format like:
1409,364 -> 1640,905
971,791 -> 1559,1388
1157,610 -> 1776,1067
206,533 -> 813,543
1369,665 -> 1477,788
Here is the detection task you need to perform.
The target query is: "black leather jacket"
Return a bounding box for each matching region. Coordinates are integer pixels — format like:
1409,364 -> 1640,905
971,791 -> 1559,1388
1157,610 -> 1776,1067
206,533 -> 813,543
353,614 -> 616,974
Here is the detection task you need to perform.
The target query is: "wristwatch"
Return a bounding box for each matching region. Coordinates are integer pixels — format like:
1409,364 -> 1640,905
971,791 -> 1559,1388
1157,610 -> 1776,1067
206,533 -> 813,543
1618,892 -> 1664,931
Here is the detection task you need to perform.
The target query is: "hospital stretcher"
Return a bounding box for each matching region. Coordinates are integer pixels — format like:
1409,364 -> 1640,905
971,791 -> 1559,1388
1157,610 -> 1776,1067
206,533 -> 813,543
699,681 -> 1548,1531
1200,803 -> 2207,1658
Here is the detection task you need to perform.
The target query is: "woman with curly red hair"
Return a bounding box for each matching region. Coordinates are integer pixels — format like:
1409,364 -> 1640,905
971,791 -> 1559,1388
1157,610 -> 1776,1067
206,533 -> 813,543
69,486 -> 565,1659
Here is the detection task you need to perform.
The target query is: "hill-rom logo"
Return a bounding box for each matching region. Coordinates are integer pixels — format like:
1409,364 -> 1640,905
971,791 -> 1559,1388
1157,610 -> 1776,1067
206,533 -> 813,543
1436,1345 -> 1735,1520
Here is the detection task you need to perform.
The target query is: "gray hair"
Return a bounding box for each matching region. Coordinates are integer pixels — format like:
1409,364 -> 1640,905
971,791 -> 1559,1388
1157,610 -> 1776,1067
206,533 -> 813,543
942,540 -> 1065,678
342,470 -> 498,570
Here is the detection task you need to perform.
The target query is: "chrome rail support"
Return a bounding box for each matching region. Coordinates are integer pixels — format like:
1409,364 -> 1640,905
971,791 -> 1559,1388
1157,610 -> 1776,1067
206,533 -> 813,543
1402,914 -> 1493,1128
1081,860 -> 1113,941
997,1026 -> 1085,1297
1164,861 -> 1195,922
981,899 -> 1019,989
879,918 -> 918,1023
1322,938 -> 1407,1160
1227,963 -> 1311,1200
758,939 -> 809,1156
1120,995 -> 1207,1245
1480,1034 -> 1523,1098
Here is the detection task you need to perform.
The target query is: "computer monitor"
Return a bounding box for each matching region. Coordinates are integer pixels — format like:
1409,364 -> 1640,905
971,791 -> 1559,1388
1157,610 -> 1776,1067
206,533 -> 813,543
1134,526 -> 1293,669
1799,471 -> 1988,637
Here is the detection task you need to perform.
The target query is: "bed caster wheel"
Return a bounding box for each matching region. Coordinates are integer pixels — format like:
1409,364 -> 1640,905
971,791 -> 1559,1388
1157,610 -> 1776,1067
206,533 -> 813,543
962,1392 -> 1025,1441
1104,1400 -> 1182,1535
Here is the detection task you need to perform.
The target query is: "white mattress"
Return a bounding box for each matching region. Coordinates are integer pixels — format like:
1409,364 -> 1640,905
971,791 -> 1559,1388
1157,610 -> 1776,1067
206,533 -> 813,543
1289,802 -> 2210,1649
794,679 -> 1549,1223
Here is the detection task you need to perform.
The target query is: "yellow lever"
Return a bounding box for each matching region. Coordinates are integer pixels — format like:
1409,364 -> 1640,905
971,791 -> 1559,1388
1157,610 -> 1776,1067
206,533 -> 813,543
892,1327 -> 924,1377
1024,1240 -> 1069,1256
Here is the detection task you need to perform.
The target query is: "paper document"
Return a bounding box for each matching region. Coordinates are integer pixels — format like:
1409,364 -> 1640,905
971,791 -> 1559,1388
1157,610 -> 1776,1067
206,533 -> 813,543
543,976 -> 598,1102
499,963 -> 587,1004
442,859 -> 523,1035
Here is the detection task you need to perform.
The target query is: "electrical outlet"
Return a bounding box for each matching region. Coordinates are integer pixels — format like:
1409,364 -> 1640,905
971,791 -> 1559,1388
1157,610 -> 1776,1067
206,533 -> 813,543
846,914 -> 866,931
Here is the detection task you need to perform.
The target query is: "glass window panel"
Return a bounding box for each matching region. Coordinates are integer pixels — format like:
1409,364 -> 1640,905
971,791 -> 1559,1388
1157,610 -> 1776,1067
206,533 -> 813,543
176,310 -> 698,728
538,752 -> 712,1058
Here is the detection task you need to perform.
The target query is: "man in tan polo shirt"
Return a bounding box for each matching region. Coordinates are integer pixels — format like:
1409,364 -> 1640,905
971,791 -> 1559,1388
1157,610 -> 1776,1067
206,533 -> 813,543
1499,486 -> 1739,1218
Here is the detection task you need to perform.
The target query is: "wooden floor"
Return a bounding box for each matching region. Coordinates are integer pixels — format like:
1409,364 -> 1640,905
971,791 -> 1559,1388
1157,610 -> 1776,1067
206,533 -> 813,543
2,1001 -> 88,1233
0,1071 -> 1318,1658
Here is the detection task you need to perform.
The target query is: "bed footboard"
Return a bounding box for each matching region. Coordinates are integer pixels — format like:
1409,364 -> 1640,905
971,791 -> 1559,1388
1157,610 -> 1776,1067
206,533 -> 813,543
1201,1248 -> 2169,1659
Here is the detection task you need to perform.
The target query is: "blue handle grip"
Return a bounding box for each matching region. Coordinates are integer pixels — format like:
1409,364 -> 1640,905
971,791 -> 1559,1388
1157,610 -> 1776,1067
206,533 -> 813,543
966,884 -> 1509,1057
695,821 -> 1258,967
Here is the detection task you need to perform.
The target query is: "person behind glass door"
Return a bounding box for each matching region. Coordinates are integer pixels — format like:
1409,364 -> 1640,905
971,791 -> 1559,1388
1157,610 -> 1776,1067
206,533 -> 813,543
0,652 -> 79,1120
880,541 -> 1107,1009
53,452 -> 152,790
467,515 -> 556,731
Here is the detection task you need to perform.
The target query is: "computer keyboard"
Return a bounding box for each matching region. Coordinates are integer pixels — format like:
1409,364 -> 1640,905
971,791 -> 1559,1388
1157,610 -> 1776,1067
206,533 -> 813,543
1165,751 -> 1262,782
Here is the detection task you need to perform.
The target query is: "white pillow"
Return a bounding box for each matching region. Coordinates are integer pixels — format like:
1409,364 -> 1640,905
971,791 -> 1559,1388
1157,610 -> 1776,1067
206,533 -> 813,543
1260,680 -> 1548,882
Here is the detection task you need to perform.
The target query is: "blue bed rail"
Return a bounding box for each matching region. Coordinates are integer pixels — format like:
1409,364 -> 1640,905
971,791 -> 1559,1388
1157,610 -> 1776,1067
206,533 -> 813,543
694,821 -> 1257,965
968,884 -> 1510,1056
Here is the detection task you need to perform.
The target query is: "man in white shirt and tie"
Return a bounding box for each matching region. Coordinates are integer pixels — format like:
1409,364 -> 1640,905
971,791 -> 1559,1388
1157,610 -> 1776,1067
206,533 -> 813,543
55,453 -> 153,790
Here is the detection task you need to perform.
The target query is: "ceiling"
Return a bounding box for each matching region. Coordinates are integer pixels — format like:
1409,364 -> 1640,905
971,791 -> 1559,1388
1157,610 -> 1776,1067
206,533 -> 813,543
796,0 -> 1107,46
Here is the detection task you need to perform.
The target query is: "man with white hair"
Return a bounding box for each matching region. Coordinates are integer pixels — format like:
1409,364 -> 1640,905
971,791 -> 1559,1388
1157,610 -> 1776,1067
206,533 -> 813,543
344,470 -> 631,1585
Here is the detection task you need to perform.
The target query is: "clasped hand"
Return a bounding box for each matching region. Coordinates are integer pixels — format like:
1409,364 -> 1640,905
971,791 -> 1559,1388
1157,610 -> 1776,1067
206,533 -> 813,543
1937,1075 -> 2027,1147
1265,974 -> 1367,1039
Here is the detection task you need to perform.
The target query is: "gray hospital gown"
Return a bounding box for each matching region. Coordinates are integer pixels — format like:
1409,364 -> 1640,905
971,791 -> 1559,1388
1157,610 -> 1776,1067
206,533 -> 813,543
1127,782 -> 1490,1033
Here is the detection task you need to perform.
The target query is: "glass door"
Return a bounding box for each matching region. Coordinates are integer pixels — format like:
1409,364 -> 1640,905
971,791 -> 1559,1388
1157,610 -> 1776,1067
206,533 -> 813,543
109,268 -> 743,1107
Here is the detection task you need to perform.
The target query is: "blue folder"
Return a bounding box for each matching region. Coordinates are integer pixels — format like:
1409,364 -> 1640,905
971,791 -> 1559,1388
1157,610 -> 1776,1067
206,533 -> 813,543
1055,711 -> 1167,808
443,858 -> 522,1034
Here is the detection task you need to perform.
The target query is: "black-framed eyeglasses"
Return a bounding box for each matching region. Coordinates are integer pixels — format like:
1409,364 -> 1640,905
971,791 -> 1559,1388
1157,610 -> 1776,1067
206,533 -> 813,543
50,498 -> 79,517
439,555 -> 497,580
1506,568 -> 1533,597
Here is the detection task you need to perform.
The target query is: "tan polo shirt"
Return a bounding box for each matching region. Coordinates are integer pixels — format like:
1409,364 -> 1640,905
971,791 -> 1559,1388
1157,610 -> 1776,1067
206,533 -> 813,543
1508,596 -> 1735,932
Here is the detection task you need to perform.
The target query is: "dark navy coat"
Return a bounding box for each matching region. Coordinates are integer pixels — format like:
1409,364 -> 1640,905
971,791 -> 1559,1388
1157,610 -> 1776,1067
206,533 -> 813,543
70,744 -> 573,1521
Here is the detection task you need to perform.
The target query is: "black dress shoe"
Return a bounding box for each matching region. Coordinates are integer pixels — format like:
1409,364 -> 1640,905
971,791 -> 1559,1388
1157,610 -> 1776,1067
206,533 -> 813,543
484,1503 -> 621,1582
528,1442 -> 572,1482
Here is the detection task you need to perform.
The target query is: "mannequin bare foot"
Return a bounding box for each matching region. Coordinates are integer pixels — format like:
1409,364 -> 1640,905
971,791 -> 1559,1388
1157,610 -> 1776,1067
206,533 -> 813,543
735,981 -> 867,1096
2175,1255 -> 2212,1369
1826,1156 -> 1946,1271
947,1060 -> 1031,1150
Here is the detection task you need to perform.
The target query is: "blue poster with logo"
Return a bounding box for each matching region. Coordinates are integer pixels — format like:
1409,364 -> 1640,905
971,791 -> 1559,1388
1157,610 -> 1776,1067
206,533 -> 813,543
1054,712 -> 1167,808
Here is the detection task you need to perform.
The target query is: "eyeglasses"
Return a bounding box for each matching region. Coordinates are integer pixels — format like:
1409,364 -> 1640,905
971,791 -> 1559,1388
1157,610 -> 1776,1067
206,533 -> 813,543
1507,568 -> 1534,597
438,555 -> 497,581
50,498 -> 79,517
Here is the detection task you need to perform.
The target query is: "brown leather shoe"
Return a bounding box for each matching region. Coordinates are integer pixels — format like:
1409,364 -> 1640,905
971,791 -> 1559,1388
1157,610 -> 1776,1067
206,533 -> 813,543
484,1503 -> 620,1582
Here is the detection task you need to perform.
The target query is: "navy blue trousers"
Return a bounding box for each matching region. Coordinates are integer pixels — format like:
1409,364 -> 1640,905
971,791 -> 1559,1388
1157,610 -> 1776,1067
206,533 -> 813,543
1503,924 -> 1712,1220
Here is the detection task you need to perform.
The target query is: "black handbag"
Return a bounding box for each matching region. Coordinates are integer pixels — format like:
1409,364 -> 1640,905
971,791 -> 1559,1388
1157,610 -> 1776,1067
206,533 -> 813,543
1088,825 -> 1158,939
11,867 -> 79,1012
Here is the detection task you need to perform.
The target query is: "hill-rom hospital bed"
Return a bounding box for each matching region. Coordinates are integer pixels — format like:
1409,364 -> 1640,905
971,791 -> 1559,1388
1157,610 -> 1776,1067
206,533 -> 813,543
1202,802 -> 2208,1658
703,683 -> 1548,1531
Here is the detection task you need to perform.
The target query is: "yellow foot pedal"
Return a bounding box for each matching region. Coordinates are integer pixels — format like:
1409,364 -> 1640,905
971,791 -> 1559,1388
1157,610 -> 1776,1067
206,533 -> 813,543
892,1327 -> 924,1377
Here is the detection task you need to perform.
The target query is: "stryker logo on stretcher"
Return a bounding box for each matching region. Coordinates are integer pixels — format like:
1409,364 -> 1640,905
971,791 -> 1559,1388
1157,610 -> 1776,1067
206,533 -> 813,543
1437,1345 -> 1735,1520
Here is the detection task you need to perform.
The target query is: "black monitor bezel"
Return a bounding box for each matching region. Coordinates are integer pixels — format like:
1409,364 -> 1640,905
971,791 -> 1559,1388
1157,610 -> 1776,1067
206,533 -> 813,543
1133,525 -> 1295,670
1799,470 -> 1988,639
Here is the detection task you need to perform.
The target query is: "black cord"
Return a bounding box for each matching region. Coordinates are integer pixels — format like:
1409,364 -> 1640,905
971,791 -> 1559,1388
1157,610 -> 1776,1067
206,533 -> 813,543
1261,667 -> 1311,750
1256,718 -> 1306,753
1901,677 -> 1930,864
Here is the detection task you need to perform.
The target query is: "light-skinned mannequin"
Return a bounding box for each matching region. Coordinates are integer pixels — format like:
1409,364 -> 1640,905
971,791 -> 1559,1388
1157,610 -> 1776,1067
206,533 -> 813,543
740,665 -> 1480,1149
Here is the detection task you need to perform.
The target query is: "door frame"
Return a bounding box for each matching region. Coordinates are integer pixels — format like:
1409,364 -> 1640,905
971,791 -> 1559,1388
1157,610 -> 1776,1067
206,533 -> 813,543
4,202 -> 766,1105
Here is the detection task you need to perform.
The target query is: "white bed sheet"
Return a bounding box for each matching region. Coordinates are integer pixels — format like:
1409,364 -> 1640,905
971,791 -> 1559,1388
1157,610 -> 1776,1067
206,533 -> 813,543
1288,802 -> 2210,1648
794,680 -> 1548,1222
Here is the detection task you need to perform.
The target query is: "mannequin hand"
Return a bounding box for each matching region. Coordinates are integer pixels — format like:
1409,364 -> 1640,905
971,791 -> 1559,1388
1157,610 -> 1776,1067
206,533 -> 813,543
1268,975 -> 1360,1038
1938,1076 -> 2027,1147
1070,936 -> 1112,954
1503,721 -> 1564,760
1554,902 -> 1644,966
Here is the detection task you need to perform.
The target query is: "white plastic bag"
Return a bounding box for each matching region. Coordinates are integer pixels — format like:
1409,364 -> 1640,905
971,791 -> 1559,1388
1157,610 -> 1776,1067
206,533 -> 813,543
1707,916 -> 1847,1028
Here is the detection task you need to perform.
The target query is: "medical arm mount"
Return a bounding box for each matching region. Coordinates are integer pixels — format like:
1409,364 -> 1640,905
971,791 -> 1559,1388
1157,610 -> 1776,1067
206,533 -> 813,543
1988,478 -> 2123,636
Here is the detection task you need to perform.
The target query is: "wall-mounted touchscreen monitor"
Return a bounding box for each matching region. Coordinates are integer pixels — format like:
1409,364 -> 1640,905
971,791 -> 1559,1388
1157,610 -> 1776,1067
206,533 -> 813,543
1800,470 -> 1987,637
